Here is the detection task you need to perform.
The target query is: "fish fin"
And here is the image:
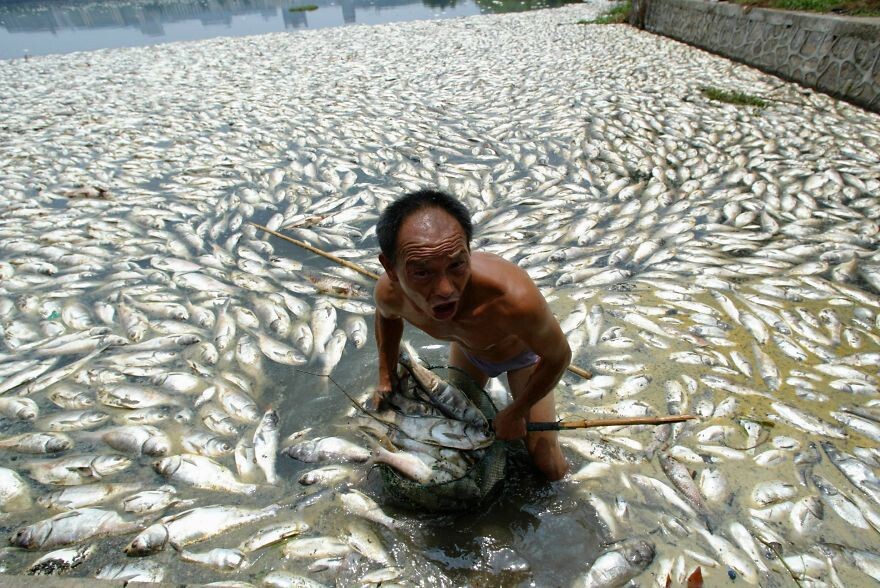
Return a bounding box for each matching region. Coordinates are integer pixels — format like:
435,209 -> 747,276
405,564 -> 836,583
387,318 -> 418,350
686,566 -> 703,588
160,505 -> 211,523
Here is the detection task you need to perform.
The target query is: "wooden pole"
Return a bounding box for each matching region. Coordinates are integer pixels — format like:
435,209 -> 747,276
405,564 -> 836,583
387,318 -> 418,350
525,414 -> 696,431
253,221 -> 593,381
250,222 -> 380,281
566,364 -> 592,380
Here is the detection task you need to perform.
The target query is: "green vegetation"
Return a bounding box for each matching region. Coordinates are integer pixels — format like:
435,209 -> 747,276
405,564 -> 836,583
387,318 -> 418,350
576,0 -> 631,24
730,0 -> 880,16
700,86 -> 768,108
288,4 -> 318,11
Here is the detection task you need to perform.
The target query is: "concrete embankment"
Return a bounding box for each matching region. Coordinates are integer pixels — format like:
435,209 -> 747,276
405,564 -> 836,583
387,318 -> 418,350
632,0 -> 880,112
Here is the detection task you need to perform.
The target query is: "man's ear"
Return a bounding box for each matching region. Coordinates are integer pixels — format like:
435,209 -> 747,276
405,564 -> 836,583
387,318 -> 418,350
379,254 -> 399,282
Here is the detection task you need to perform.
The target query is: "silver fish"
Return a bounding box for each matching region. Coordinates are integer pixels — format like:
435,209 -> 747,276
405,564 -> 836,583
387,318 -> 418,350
38,483 -> 141,511
398,341 -> 488,429
253,409 -> 280,484
96,560 -> 165,582
0,466 -> 31,511
11,508 -> 144,550
0,432 -> 72,454
125,503 -> 279,555
339,489 -> 398,529
179,548 -> 250,571
822,442 -> 880,507
26,544 -> 95,576
102,425 -> 171,457
121,484 -> 196,515
285,436 -> 370,463
154,454 -> 257,495
26,454 -> 131,486
239,519 -> 310,553
282,536 -> 353,560
578,538 -> 655,587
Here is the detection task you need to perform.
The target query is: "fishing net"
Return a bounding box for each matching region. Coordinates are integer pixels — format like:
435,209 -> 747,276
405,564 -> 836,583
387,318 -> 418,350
376,366 -> 508,513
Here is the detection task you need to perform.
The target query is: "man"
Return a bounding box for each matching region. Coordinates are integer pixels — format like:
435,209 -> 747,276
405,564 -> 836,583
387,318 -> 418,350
370,189 -> 571,481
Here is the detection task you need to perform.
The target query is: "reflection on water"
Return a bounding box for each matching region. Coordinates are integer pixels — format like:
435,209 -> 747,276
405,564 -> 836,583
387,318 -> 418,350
0,0 -> 583,58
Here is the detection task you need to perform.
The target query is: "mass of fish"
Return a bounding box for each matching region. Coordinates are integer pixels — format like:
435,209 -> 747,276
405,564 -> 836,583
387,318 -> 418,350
334,341 -> 494,488
0,1 -> 879,585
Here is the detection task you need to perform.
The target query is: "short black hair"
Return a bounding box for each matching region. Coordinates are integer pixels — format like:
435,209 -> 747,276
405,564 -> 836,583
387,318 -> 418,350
377,189 -> 472,264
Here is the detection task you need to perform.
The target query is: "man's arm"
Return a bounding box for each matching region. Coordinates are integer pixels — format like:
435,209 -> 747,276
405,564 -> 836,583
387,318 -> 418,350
370,276 -> 404,409
493,292 -> 571,440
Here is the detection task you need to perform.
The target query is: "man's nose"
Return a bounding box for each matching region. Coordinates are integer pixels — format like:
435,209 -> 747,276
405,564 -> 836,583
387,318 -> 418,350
435,273 -> 455,298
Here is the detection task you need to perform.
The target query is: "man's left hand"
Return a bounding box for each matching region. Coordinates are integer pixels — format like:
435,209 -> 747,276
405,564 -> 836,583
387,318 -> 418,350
492,404 -> 528,440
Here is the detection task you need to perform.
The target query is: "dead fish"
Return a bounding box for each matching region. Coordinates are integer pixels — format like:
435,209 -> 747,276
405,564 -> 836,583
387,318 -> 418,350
11,508 -> 144,550
578,538 -> 655,587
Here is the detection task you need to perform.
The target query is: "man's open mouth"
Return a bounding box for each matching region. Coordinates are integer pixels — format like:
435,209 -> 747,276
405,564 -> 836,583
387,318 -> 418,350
432,301 -> 457,319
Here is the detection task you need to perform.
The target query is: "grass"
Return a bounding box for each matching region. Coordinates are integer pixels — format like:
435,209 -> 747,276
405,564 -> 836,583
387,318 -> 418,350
288,4 -> 318,11
700,86 -> 768,108
576,0 -> 631,24
727,0 -> 880,15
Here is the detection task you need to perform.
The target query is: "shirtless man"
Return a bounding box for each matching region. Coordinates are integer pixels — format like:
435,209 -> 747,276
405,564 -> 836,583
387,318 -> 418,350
370,189 -> 571,481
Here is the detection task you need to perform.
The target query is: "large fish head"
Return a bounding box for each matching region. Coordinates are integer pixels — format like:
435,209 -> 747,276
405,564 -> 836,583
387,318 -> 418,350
242,406 -> 261,423
124,524 -> 169,556
284,444 -> 305,461
209,439 -> 233,454
397,341 -> 418,369
143,437 -> 171,457
174,408 -> 194,424
84,411 -> 110,427
14,399 -> 38,421
94,455 -> 132,475
623,539 -> 655,568
9,521 -> 51,549
46,435 -> 73,453
153,456 -> 180,477
260,409 -> 279,431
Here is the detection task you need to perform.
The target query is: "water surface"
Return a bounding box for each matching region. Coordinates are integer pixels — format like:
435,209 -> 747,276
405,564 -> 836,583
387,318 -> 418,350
0,0 -> 582,58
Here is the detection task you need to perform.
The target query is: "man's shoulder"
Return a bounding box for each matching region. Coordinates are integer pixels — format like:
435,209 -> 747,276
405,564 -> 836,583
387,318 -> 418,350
471,252 -> 544,316
374,273 -> 404,317
471,251 -> 521,274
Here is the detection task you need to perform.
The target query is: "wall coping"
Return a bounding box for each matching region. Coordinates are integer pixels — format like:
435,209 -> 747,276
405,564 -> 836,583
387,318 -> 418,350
648,0 -> 880,39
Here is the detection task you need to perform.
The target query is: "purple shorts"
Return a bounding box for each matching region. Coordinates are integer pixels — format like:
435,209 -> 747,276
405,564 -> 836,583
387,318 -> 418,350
463,349 -> 540,378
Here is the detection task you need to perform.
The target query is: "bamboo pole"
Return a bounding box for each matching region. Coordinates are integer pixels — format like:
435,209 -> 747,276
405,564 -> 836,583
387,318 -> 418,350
566,364 -> 592,380
525,414 -> 697,431
250,223 -> 380,281
252,221 -> 593,380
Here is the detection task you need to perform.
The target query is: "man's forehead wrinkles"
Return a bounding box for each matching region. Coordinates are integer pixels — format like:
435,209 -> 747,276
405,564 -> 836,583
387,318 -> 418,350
405,252 -> 466,268
399,234 -> 467,260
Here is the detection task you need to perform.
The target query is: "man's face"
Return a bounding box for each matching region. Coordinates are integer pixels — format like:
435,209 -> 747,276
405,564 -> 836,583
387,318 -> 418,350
382,208 -> 471,321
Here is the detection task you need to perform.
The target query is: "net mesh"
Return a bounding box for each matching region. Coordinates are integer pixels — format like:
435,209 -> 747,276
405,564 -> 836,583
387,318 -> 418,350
376,366 -> 508,512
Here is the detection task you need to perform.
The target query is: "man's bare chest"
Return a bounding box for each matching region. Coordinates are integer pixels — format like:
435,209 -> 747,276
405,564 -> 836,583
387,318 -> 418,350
402,309 -> 514,352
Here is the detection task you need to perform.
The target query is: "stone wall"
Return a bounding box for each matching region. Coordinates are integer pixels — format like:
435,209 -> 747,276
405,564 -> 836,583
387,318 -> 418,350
635,0 -> 880,113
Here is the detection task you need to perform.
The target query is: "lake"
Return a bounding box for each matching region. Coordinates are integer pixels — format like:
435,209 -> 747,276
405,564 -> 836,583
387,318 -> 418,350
0,0 -> 582,59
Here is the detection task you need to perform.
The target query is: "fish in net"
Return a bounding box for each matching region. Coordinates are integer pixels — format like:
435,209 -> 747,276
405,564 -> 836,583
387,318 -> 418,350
373,365 -> 509,513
